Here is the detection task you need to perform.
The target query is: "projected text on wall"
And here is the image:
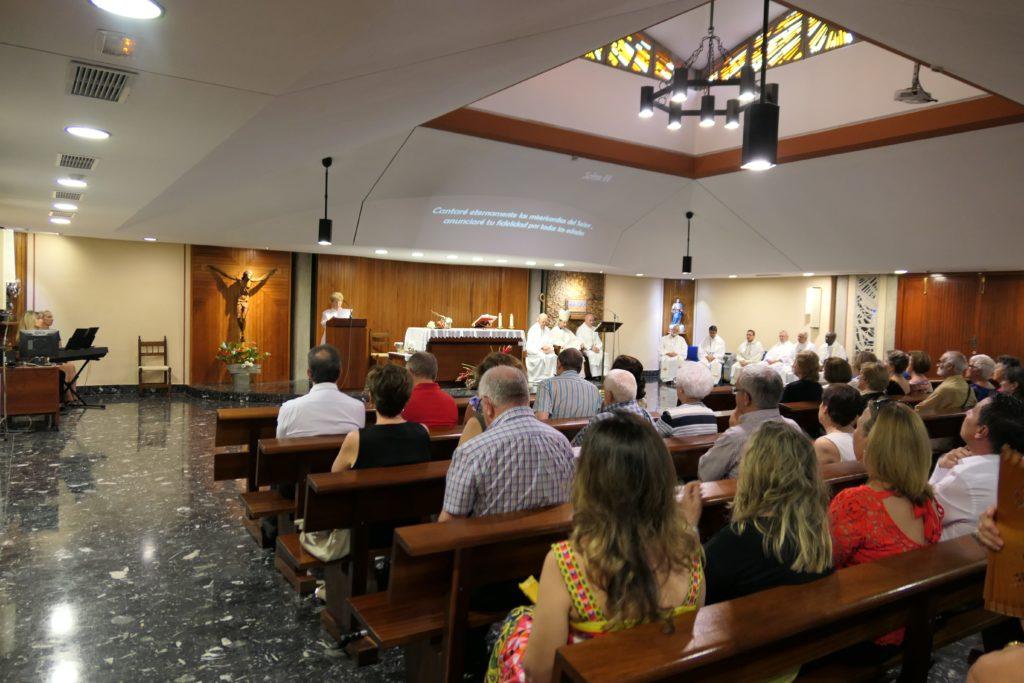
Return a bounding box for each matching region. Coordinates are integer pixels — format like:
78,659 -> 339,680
432,206 -> 592,238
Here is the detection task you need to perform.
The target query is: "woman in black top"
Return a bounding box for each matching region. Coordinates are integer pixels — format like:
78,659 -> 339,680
885,350 -> 910,396
332,363 -> 430,471
701,421 -> 833,604
780,350 -> 823,403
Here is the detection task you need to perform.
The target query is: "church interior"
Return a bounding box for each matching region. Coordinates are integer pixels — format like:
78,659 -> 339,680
1,1 -> 1023,681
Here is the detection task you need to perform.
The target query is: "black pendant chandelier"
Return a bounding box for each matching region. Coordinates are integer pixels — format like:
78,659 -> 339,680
317,156 -> 333,246
682,210 -> 694,274
639,0 -> 779,171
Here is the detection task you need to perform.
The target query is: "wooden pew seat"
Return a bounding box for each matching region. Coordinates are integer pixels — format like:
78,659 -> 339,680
274,532 -> 327,594
240,489 -> 292,519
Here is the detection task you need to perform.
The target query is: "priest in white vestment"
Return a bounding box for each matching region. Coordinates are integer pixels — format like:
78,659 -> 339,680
762,330 -> 797,381
698,325 -> 727,384
525,313 -> 557,382
729,329 -> 765,384
793,331 -> 813,355
575,313 -> 604,377
550,313 -> 582,351
659,325 -> 689,382
818,331 -> 848,361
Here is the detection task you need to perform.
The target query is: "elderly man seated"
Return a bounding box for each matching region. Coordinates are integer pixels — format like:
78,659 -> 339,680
658,324 -> 689,382
917,350 -> 978,415
534,348 -> 601,420
762,329 -> 796,381
572,369 -> 654,446
698,364 -> 800,481
525,313 -> 557,383
967,354 -> 997,401
657,361 -> 718,438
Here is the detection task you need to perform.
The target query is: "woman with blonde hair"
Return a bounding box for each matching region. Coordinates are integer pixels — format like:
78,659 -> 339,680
829,401 -> 943,647
319,291 -> 351,343
488,414 -> 704,682
704,421 -> 833,604
18,310 -> 41,334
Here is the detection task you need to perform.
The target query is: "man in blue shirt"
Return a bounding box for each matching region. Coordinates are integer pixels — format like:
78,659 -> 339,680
534,348 -> 601,420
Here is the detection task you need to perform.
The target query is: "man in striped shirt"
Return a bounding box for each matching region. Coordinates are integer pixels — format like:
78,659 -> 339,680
572,369 -> 654,446
657,361 -> 719,438
534,348 -> 601,420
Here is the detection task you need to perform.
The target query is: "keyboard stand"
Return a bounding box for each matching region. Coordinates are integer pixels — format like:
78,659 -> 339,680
61,358 -> 106,410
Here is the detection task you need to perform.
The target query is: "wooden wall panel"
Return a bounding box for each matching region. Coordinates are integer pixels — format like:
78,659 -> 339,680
190,246 -> 292,384
662,279 -> 696,342
13,232 -> 27,323
315,256 -> 529,351
976,274 -> 1024,361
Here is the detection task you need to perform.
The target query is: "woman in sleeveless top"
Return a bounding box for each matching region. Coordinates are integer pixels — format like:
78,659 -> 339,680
907,350 -> 934,394
813,384 -> 863,465
487,414 -> 704,682
458,352 -> 523,447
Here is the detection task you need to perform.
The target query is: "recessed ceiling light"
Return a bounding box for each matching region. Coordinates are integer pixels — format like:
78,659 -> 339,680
802,272 -> 815,277
553,262 -> 565,267
636,273 -> 644,277
471,256 -> 484,262
446,254 -> 458,260
495,258 -> 508,264
50,217 -> 71,225
57,176 -> 87,188
411,251 -> 424,257
89,0 -> 164,19
525,260 -> 537,266
52,202 -> 78,211
317,239 -> 331,246
932,273 -> 945,278
894,269 -> 908,275
374,249 -> 388,255
728,274 -> 738,278
64,125 -> 110,140
143,237 -> 157,242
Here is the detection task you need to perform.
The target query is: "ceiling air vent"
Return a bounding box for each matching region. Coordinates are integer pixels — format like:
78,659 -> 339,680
57,154 -> 97,170
53,191 -> 83,201
49,210 -> 75,219
755,273 -> 782,277
66,60 -> 135,103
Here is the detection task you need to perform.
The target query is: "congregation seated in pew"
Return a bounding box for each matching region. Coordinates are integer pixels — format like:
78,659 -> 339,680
780,350 -> 823,403
488,414 -> 705,682
813,383 -> 863,465
533,348 -> 601,421
856,361 -> 890,402
609,354 -> 647,408
401,351 -> 458,428
967,353 -> 998,401
848,349 -> 878,388
992,354 -> 1020,387
908,349 -> 934,394
655,361 -> 718,439
885,349 -> 912,396
917,350 -> 977,415
1000,364 -> 1024,399
822,355 -> 853,387
571,369 -> 652,446
698,364 -> 800,481
458,352 -> 524,447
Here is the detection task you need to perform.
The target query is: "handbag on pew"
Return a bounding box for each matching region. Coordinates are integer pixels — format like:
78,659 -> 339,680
296,518 -> 351,563
983,445 -> 1024,619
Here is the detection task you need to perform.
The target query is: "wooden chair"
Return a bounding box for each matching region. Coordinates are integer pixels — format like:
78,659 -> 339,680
370,330 -> 390,366
138,336 -> 171,394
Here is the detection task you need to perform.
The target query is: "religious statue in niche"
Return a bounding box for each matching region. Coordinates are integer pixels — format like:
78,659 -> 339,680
207,265 -> 278,341
670,297 -> 685,327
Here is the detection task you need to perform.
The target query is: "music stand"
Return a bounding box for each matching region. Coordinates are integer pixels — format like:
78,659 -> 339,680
594,321 -> 623,376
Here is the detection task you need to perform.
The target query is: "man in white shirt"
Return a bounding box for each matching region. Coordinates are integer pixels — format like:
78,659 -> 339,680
525,313 -> 557,383
658,324 -> 689,382
574,312 -> 604,378
762,330 -> 796,381
277,344 -> 366,438
930,393 -> 1024,540
818,331 -> 847,362
729,329 -> 764,384
697,325 -> 727,384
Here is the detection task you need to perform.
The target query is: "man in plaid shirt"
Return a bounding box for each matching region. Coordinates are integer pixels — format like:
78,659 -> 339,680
571,369 -> 654,446
440,365 -> 575,520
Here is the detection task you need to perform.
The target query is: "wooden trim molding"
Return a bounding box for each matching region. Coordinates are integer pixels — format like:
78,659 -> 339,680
424,95 -> 1024,179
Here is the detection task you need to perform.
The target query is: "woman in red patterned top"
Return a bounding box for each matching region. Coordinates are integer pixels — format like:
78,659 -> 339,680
829,400 -> 943,647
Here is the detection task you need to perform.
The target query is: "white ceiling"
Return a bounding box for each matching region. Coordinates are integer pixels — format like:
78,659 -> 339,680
0,0 -> 1022,280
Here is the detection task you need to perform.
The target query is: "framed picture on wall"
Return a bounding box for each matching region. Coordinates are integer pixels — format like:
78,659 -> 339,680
565,298 -> 588,316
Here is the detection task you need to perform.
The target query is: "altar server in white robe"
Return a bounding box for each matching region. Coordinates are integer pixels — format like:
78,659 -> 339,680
525,313 -> 557,382
762,330 -> 797,381
575,313 -> 604,377
729,329 -> 765,384
818,331 -> 848,361
659,325 -> 689,382
698,325 -> 727,384
550,311 -> 582,351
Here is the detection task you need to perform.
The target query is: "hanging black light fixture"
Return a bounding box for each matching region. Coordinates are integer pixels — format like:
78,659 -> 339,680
740,0 -> 780,171
317,156 -> 333,246
682,210 -> 694,274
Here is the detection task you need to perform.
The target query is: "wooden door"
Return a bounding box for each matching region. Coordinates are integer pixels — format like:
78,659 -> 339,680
895,274 -> 980,364
976,274 -> 1024,360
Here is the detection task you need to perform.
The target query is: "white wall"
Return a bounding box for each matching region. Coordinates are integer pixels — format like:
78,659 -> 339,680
603,274 -> 663,371
692,276 -> 834,352
27,235 -> 187,386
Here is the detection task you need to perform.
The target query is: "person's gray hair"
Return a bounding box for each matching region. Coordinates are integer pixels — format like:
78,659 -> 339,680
307,344 -> 341,384
674,361 -> 714,400
969,354 -> 996,379
478,365 -> 530,408
603,368 -> 637,403
736,363 -> 783,409
406,351 -> 438,380
944,350 -> 968,374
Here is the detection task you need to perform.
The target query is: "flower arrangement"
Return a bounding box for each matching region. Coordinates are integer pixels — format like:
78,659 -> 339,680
216,341 -> 270,368
457,345 -> 514,388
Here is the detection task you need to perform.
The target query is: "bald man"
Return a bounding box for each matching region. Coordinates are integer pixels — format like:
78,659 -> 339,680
762,330 -> 796,381
574,313 -> 604,377
525,313 -> 557,382
659,324 -> 689,382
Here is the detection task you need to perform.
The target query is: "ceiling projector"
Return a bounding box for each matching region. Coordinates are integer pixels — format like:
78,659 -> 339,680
895,63 -> 937,104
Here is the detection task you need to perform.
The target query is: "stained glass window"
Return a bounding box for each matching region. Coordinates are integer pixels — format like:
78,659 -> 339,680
582,32 -> 677,81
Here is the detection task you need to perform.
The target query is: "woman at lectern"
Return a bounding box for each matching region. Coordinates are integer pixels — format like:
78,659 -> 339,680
320,292 -> 353,344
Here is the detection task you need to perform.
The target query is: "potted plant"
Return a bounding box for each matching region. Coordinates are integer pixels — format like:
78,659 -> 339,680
216,341 -> 270,391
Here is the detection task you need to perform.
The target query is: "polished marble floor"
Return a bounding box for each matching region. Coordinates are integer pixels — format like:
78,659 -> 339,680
0,394 -> 976,682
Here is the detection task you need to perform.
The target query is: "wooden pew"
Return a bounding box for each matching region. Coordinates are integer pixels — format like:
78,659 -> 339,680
552,536 -> 1002,683
920,411 -> 966,440
347,463 -> 867,682
214,406 -> 279,490
780,401 -> 823,437
704,385 -> 736,412
665,433 -> 720,480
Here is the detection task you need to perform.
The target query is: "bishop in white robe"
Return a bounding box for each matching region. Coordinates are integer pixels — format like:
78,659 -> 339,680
574,313 -> 604,377
698,326 -> 727,383
525,314 -> 557,382
659,325 -> 689,382
818,332 -> 848,361
550,318 -> 582,351
729,331 -> 765,383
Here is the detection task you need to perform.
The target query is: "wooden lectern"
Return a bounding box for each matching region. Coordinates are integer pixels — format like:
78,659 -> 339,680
325,318 -> 369,390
